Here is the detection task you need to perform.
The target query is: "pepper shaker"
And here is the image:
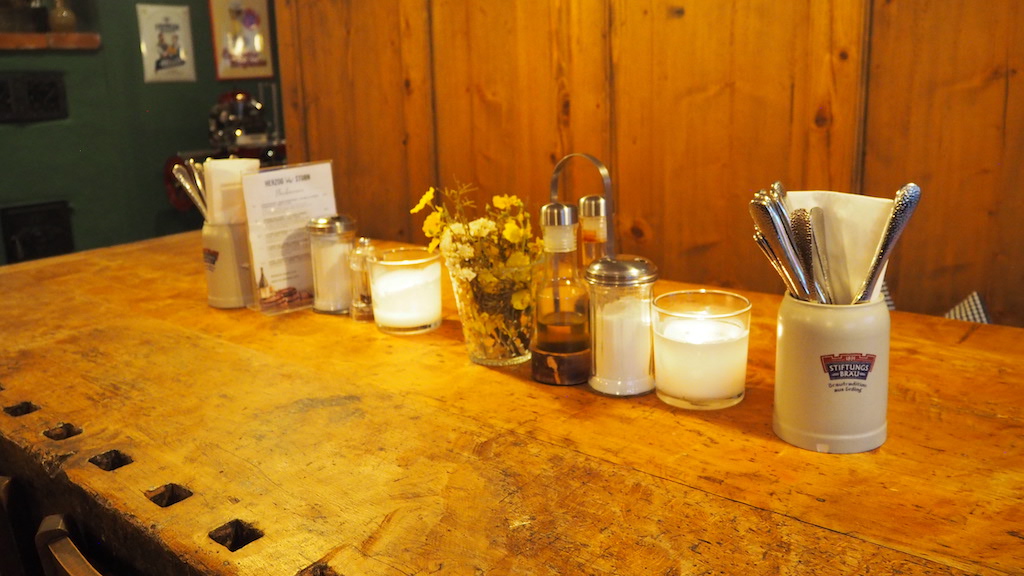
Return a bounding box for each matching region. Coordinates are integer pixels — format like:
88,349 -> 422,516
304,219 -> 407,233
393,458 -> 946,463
349,237 -> 376,322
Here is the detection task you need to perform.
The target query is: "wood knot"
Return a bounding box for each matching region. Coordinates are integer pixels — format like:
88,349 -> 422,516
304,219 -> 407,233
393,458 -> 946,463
628,217 -> 653,244
814,105 -> 831,128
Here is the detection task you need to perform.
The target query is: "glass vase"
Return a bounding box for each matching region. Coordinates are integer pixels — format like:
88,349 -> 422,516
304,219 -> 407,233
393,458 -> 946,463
446,260 -> 533,366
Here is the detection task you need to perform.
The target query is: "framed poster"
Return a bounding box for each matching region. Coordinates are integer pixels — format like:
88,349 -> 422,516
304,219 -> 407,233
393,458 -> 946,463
209,0 -> 275,80
137,4 -> 197,83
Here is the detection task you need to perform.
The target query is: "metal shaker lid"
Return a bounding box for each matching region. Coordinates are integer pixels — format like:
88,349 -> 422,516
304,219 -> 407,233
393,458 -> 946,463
306,214 -> 357,235
584,255 -> 659,286
579,195 -> 607,218
540,201 -> 578,227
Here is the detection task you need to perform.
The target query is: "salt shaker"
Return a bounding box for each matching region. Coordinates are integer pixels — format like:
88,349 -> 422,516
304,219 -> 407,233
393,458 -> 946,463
306,215 -> 356,314
349,237 -> 376,322
585,255 -> 659,396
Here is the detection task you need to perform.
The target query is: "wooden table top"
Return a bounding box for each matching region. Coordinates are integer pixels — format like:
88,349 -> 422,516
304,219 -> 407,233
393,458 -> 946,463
0,231 -> 1021,576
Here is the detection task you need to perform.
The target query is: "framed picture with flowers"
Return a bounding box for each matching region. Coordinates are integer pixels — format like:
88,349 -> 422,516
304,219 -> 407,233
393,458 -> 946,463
209,0 -> 275,80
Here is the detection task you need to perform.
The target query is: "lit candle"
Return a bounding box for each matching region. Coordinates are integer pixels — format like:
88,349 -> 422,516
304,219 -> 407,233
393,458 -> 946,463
654,317 -> 748,406
369,248 -> 442,334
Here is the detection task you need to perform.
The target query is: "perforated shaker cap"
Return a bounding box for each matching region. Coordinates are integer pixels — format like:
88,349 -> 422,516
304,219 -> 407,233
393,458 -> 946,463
584,255 -> 659,287
307,214 -> 357,235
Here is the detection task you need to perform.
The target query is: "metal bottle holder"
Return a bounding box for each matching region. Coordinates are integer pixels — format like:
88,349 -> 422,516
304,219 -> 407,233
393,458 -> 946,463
548,153 -> 615,248
550,153 -> 660,396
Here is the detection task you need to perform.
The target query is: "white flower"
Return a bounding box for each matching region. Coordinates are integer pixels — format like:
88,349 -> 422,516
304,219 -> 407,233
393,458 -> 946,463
457,267 -> 477,281
439,228 -> 454,253
469,217 -> 497,238
449,222 -> 467,238
457,242 -> 475,259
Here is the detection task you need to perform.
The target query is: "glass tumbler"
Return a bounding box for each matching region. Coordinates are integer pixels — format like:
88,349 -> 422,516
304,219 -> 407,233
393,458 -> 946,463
369,247 -> 442,334
652,290 -> 752,410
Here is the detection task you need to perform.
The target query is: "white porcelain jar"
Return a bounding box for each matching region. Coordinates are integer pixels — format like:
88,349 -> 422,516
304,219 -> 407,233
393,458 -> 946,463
774,295 -> 890,453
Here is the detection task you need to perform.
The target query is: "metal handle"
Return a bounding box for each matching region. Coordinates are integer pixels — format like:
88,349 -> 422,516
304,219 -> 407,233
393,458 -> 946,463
549,153 -> 615,256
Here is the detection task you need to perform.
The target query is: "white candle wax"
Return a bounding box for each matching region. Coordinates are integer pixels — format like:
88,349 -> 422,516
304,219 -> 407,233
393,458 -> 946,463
591,296 -> 654,395
371,263 -> 442,329
654,318 -> 748,401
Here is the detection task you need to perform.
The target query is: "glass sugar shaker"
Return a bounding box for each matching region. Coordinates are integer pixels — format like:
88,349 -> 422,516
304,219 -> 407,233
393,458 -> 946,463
586,255 -> 659,396
306,215 -> 357,315
349,237 -> 376,322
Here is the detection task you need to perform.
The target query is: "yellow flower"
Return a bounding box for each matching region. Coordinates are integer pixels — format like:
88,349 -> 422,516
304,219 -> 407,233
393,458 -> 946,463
492,195 -> 509,210
502,220 -> 524,243
422,210 -> 443,237
511,289 -> 531,311
411,187 -> 436,214
492,194 -> 521,211
477,269 -> 498,287
506,252 -> 530,268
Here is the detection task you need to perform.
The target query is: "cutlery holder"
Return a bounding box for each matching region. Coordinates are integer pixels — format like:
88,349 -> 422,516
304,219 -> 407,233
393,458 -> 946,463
773,295 -> 890,453
202,222 -> 253,309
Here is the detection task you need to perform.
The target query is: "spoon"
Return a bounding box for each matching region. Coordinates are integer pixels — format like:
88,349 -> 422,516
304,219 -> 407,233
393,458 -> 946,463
790,208 -> 830,304
851,183 -> 921,304
752,231 -> 800,297
187,158 -> 207,205
172,164 -> 209,221
809,207 -> 834,304
750,194 -> 813,300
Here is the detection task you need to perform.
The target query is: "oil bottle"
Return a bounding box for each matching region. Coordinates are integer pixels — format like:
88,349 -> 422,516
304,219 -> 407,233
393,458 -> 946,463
531,200 -> 591,385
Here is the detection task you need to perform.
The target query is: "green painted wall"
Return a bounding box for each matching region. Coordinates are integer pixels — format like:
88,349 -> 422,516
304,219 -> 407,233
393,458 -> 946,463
0,0 -> 279,264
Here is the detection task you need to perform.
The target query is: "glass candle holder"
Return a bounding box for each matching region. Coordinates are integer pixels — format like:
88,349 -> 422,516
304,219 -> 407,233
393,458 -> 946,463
652,290 -> 751,410
369,247 -> 442,334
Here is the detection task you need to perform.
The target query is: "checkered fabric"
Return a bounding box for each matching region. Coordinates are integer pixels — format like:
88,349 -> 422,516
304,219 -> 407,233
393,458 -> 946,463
880,281 -> 896,311
944,291 -> 991,324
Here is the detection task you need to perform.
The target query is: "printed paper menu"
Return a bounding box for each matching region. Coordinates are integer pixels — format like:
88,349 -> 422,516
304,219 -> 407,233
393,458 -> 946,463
242,161 -> 336,314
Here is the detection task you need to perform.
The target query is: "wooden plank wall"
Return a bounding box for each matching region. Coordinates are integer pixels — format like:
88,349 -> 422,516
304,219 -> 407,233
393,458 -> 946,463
864,0 -> 1024,326
275,0 -> 1023,327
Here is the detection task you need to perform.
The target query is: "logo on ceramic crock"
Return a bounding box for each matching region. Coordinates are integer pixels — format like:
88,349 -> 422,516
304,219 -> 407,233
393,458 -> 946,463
203,248 -> 219,268
820,353 -> 876,381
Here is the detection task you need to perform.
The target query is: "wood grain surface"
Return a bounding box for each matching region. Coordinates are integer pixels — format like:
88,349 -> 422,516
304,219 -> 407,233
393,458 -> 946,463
0,232 -> 1021,575
275,0 -> 1024,326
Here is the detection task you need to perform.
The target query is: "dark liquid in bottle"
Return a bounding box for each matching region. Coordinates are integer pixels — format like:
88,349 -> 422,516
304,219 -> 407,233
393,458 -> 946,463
532,311 -> 591,385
